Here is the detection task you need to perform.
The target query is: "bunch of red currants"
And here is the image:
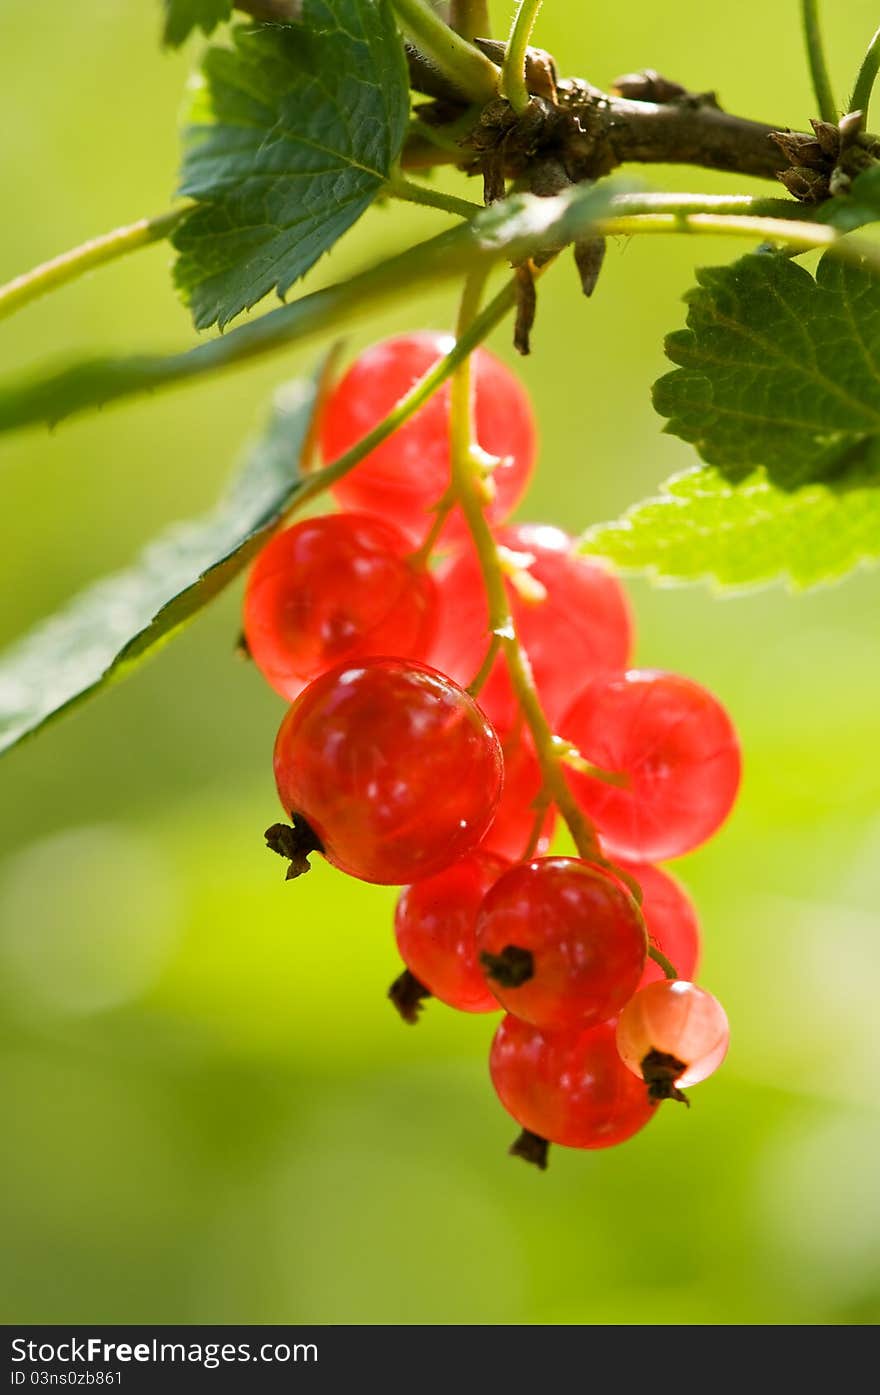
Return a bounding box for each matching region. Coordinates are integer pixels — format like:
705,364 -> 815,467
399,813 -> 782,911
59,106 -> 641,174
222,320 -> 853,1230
244,333 -> 738,1169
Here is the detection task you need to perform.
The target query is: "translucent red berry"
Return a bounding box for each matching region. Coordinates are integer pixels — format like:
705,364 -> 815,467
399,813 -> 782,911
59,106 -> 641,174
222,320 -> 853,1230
480,729 -> 556,862
490,1015 -> 658,1150
475,856 -> 647,1030
429,524 -> 633,730
271,659 -> 503,884
243,513 -> 437,701
560,669 -> 741,862
616,980 -> 730,1102
393,851 -> 509,1014
614,861 -> 701,989
319,333 -> 536,542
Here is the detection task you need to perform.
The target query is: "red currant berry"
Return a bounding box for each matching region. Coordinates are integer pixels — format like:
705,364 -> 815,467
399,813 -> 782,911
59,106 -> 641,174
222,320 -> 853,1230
429,524 -> 633,730
475,856 -> 647,1030
480,729 -> 556,862
393,851 -> 509,1014
243,513 -> 437,701
271,659 -> 503,884
616,980 -> 730,1103
560,669 -> 741,862
490,1015 -> 658,1150
319,333 -> 536,542
614,861 -> 701,989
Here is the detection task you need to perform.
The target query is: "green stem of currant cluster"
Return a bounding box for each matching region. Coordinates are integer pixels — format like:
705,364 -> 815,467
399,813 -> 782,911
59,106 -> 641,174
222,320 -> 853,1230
801,0 -> 838,123
850,26 -> 880,122
501,0 -> 544,113
447,270 -> 676,978
447,268 -> 604,866
0,206 -> 188,322
391,0 -> 499,102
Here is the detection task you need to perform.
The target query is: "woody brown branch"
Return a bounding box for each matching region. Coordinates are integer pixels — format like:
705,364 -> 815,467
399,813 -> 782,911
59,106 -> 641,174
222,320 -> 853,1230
405,47 -> 795,184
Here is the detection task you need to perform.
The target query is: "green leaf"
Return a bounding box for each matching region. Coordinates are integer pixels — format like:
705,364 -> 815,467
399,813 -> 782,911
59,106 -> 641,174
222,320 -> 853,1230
817,165 -> 880,232
163,0 -> 233,47
0,179 -> 635,437
173,3 -> 410,328
581,465 -> 880,591
654,249 -> 880,490
0,371 -> 321,756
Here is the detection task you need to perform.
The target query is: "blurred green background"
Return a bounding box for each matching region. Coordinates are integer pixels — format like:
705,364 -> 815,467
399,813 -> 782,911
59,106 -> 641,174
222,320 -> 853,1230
2,0 -> 879,1326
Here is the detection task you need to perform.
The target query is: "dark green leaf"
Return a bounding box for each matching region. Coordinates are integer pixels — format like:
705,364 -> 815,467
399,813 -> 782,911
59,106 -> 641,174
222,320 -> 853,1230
174,3 -> 409,328
654,249 -> 880,490
581,465 -> 880,591
163,0 -> 232,47
0,179 -> 634,437
0,371 -> 321,755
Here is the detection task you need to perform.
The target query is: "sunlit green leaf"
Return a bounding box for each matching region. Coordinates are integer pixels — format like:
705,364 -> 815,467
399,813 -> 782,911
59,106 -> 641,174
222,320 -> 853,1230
174,2 -> 409,328
0,371 -> 321,755
581,465 -> 880,590
654,249 -> 880,490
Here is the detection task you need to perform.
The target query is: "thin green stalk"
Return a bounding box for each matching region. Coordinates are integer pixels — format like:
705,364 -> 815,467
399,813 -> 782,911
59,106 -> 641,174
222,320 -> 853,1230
387,175 -> 482,218
7,193 -> 880,438
850,25 -> 880,120
410,486 -> 457,565
289,274 -> 521,515
447,267 -> 603,863
449,0 -> 490,43
0,206 -> 188,323
647,945 -> 679,980
391,0 -> 499,102
466,633 -> 502,696
501,0 -> 543,113
801,0 -> 838,122
597,210 -> 843,248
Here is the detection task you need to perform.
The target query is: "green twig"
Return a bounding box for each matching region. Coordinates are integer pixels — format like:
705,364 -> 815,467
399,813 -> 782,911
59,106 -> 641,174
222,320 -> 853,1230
801,0 -> 838,122
850,25 -> 880,122
387,175 -> 482,218
501,0 -> 543,114
0,207 -> 188,323
449,0 -> 490,43
283,275 -> 522,515
391,0 -> 498,102
5,191 -> 880,437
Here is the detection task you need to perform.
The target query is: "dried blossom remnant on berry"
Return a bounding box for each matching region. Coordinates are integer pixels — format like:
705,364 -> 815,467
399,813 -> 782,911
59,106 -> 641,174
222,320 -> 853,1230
480,944 -> 535,987
641,1049 -> 690,1106
509,1128 -> 550,1170
388,969 -> 432,1024
264,815 -> 324,880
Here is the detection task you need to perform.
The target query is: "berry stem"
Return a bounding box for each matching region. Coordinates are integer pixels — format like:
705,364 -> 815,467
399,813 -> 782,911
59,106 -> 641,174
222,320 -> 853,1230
801,0 -> 838,124
647,945 -> 679,980
391,0 -> 499,104
446,269 -> 603,864
466,633 -> 502,697
520,793 -> 552,860
410,486 -> 458,566
501,1 -> 544,115
0,205 -> 189,323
